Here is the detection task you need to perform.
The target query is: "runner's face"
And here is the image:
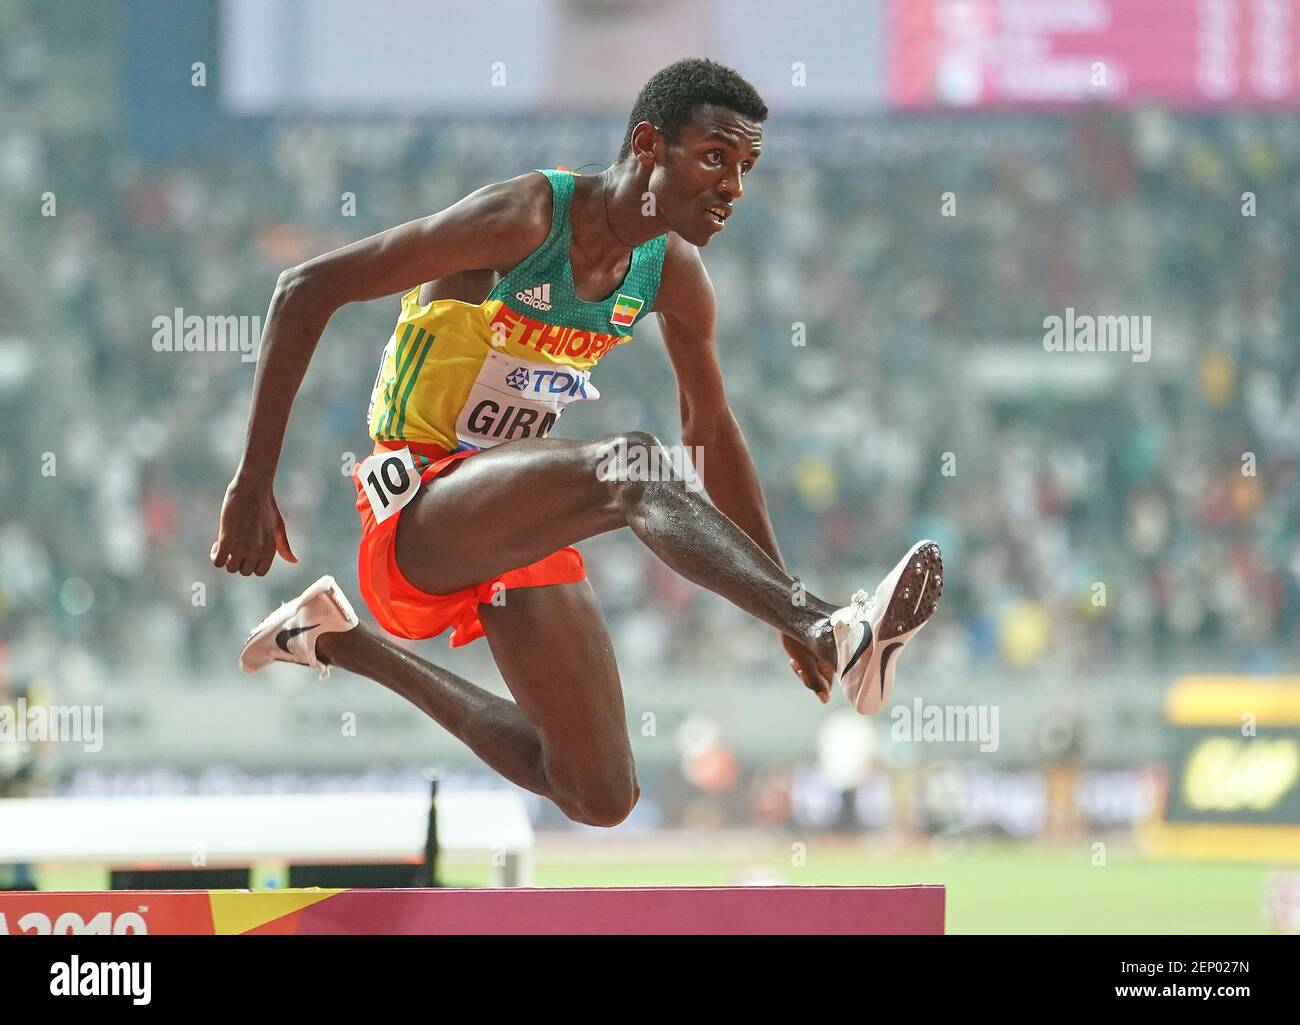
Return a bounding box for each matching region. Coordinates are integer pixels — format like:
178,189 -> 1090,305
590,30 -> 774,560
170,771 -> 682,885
660,106 -> 762,246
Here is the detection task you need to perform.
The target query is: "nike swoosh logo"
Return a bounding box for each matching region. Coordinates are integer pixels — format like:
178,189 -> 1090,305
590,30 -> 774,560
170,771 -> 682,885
842,621 -> 874,676
275,623 -> 318,653
913,570 -> 930,616
879,642 -> 903,698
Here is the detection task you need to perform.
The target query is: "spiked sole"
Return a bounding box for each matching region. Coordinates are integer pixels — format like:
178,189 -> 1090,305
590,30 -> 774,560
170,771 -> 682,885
842,540 -> 944,715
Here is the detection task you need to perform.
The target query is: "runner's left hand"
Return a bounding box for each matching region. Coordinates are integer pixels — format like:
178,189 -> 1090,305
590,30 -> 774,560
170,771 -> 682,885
782,633 -> 833,704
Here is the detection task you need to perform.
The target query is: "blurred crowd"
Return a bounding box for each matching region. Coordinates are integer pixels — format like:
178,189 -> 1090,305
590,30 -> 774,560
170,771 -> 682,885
3,5 -> 1300,701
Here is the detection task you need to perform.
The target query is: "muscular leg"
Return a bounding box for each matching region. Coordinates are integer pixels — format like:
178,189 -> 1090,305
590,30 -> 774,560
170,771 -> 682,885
395,430 -> 841,665
315,580 -> 635,827
402,274 -> 831,658
479,581 -> 637,827
322,271 -> 821,825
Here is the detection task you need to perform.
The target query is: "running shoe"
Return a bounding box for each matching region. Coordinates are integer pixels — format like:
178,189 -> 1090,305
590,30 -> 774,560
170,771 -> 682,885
831,540 -> 943,715
238,574 -> 359,678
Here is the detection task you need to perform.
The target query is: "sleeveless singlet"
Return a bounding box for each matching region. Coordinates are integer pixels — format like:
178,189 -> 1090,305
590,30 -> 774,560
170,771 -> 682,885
365,168 -> 668,453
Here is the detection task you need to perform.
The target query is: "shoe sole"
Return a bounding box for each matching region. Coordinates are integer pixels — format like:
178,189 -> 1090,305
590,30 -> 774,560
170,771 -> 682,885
875,540 -> 943,643
851,540 -> 943,714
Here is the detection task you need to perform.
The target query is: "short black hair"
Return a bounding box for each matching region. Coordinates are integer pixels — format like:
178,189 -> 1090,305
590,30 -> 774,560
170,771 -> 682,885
619,58 -> 768,160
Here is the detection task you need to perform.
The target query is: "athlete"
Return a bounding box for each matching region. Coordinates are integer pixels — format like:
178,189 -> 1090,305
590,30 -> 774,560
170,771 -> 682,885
211,59 -> 942,827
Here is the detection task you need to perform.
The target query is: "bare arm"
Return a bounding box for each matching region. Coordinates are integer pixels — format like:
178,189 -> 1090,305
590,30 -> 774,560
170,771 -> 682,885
657,236 -> 832,699
212,174 -> 549,576
657,236 -> 785,568
238,175 -> 548,481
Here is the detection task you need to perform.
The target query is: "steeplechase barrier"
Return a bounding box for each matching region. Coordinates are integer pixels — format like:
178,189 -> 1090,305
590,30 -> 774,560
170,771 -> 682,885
0,885 -> 945,934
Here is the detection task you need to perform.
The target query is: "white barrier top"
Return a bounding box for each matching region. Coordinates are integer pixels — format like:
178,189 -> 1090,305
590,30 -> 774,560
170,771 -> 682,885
0,791 -> 533,866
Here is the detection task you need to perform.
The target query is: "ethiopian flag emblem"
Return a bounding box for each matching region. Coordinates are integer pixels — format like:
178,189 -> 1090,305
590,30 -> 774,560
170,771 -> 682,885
610,293 -> 644,328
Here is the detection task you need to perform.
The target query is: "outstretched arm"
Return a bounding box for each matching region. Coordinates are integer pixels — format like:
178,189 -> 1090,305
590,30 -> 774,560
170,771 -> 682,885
657,236 -> 833,699
211,175 -> 550,576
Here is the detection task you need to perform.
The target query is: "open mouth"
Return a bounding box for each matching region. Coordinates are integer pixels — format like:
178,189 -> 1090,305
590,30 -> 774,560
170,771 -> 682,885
705,205 -> 730,227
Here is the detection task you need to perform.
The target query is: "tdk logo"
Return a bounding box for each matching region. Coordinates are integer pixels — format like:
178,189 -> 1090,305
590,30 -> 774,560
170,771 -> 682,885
507,367 -> 589,398
516,284 -> 552,311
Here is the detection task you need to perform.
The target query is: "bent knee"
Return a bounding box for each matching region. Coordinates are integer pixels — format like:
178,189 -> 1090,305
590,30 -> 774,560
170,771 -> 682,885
616,429 -> 663,453
586,430 -> 665,475
557,780 -> 640,829
589,430 -> 676,507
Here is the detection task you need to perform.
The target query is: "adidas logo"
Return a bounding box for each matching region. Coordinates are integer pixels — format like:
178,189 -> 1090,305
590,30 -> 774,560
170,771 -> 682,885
515,283 -> 552,312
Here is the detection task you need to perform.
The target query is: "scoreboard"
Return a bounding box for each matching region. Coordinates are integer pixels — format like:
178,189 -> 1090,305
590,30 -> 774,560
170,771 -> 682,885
890,0 -> 1300,108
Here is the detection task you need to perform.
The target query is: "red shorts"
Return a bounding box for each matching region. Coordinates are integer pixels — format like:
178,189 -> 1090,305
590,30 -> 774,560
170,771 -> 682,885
354,440 -> 586,647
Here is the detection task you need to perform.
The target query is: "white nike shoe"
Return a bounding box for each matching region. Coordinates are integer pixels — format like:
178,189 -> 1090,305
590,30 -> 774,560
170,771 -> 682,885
831,540 -> 943,715
238,574 -> 359,678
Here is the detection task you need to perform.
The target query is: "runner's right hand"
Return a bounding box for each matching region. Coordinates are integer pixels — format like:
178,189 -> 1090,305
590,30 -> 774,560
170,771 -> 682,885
211,477 -> 298,576
783,632 -> 832,704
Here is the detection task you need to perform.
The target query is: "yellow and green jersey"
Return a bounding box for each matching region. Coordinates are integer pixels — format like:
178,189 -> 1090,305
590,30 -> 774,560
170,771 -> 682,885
366,169 -> 667,452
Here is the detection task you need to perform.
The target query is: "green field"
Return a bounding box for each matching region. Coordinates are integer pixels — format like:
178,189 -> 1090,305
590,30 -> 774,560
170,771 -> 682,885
441,838 -> 1286,934
32,836 -> 1290,933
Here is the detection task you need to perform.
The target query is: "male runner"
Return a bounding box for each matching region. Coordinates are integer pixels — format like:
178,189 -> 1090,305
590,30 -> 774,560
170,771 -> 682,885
211,59 -> 942,827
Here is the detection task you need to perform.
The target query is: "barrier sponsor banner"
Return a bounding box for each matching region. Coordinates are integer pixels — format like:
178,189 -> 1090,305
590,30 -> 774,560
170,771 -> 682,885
0,892 -> 213,935
0,886 -> 945,935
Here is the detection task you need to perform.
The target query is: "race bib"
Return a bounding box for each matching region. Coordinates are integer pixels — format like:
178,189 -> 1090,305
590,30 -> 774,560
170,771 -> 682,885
358,446 -> 421,524
454,349 -> 599,449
